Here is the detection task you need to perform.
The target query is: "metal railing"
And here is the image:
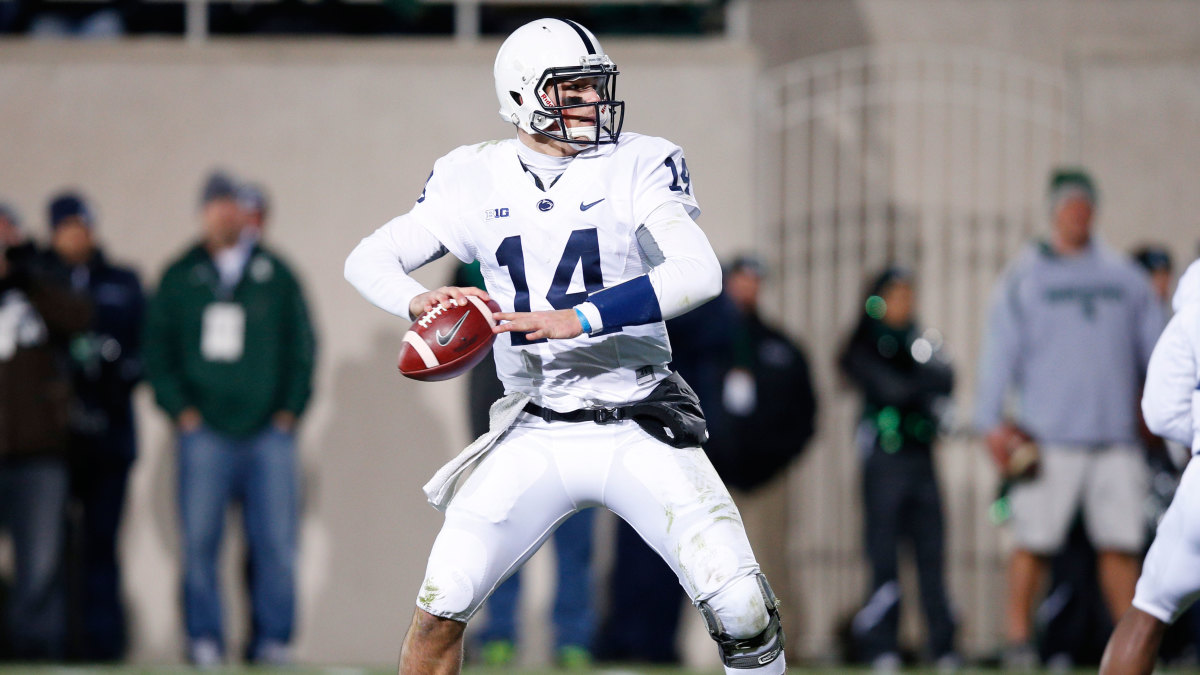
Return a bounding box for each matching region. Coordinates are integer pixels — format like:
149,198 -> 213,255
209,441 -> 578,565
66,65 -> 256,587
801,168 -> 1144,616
757,44 -> 1077,656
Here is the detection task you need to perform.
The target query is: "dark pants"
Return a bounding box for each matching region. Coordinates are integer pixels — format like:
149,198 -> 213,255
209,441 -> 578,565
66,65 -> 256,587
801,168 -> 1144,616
0,457 -> 69,659
1037,518 -> 1110,663
67,425 -> 134,661
594,520 -> 685,663
852,446 -> 956,661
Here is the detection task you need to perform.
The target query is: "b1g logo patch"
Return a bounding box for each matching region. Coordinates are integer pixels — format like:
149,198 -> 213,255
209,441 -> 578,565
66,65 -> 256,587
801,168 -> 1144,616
484,208 -> 510,220
537,199 -> 554,212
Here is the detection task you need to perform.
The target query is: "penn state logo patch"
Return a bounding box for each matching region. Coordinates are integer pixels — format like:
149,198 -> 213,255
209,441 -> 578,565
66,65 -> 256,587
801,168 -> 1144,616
537,199 -> 554,212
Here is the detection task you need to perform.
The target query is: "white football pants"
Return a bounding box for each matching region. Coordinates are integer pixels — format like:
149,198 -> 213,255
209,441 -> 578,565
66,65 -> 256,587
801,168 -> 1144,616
416,414 -> 784,674
1133,455 -> 1200,624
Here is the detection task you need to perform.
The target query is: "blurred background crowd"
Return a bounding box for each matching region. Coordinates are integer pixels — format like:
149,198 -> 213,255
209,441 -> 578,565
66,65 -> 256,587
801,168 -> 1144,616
2,173 -> 315,666
0,0 -> 722,38
5,0 -> 1200,671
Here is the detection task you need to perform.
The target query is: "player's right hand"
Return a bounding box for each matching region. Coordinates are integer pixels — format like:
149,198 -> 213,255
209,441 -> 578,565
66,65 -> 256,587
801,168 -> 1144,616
985,423 -> 1036,476
984,426 -> 1012,470
409,286 -> 492,320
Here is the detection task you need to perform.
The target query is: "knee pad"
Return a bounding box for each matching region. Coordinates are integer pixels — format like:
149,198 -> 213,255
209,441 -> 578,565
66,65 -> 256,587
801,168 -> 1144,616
697,572 -> 785,669
417,528 -> 488,620
416,568 -> 476,620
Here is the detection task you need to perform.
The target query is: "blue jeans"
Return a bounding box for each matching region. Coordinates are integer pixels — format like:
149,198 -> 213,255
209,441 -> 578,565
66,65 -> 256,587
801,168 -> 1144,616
478,508 -> 596,649
177,424 -> 298,656
0,458 -> 69,658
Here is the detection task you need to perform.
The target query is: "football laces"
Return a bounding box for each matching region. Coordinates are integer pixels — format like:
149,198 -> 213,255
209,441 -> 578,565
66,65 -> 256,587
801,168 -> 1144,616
417,304 -> 449,329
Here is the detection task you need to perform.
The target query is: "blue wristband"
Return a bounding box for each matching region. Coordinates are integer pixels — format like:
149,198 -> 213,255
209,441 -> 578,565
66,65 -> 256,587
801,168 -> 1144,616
588,275 -> 663,328
574,307 -> 593,334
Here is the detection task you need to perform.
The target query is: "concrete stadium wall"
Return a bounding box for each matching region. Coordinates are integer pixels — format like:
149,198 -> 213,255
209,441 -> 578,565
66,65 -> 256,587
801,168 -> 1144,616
0,38 -> 757,666
749,0 -> 1200,256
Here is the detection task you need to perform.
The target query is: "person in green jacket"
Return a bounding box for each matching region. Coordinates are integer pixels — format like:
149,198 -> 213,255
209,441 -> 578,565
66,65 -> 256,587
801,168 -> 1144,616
143,171 -> 316,667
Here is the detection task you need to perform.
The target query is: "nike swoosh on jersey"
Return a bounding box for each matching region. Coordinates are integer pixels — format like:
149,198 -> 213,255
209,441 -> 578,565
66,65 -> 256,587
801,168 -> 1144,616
435,312 -> 470,346
580,198 -> 605,211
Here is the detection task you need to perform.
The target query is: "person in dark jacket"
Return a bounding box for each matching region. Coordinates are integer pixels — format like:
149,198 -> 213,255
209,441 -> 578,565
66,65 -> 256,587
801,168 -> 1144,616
839,266 -> 958,671
705,256 -> 817,491
711,255 -> 816,662
143,172 -> 316,667
40,192 -> 144,661
0,200 -> 92,659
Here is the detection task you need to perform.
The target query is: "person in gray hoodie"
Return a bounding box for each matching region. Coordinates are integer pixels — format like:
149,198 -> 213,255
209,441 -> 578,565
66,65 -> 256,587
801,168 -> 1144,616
1101,259 -> 1200,674
974,168 -> 1164,666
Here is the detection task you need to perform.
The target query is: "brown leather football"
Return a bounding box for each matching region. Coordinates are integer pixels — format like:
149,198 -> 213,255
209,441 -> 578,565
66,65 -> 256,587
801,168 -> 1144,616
398,296 -> 500,381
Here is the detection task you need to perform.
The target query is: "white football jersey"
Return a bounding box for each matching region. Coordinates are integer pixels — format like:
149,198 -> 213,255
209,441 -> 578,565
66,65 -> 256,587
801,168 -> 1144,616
1143,260 -> 1200,455
410,133 -> 701,410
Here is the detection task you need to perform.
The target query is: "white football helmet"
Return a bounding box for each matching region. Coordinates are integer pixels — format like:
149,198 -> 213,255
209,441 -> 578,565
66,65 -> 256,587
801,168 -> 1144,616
494,18 -> 625,145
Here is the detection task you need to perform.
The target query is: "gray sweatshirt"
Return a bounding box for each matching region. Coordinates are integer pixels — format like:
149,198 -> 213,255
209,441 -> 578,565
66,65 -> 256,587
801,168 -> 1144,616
974,239 -> 1164,445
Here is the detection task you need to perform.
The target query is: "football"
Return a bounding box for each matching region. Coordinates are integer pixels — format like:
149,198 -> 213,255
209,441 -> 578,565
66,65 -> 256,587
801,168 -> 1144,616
398,296 -> 501,381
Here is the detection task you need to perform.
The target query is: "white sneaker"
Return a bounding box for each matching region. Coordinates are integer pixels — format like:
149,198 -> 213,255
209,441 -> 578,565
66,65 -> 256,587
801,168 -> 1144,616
189,639 -> 223,668
252,640 -> 292,666
1002,643 -> 1038,671
1045,652 -> 1073,673
872,652 -> 902,674
935,652 -> 963,674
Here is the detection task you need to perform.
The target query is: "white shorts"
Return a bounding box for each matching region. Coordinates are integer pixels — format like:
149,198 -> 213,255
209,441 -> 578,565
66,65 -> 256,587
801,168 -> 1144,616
1133,456 -> 1200,624
416,413 -> 761,625
1008,443 -> 1148,554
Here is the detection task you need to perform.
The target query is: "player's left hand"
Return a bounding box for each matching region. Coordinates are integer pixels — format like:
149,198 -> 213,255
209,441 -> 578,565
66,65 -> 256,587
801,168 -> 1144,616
493,308 -> 583,340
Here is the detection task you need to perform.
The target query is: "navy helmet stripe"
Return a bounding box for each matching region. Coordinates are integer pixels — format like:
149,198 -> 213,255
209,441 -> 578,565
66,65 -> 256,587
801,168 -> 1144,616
557,18 -> 596,55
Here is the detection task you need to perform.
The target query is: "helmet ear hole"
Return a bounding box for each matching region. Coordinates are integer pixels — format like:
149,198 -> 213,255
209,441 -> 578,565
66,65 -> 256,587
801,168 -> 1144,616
510,92 -> 523,106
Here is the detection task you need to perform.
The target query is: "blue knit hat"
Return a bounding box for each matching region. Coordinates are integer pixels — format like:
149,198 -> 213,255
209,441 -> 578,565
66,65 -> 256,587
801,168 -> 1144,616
201,170 -> 240,205
238,182 -> 269,214
48,191 -> 93,229
1133,245 -> 1172,273
724,254 -> 768,278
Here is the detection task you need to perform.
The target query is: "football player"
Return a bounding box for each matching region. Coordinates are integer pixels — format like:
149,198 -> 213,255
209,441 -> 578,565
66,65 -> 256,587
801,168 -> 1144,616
1101,259 -> 1200,674
345,18 -> 785,675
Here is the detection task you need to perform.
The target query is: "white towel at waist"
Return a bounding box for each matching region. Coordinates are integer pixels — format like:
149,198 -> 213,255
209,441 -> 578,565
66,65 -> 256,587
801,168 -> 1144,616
422,391 -> 531,511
